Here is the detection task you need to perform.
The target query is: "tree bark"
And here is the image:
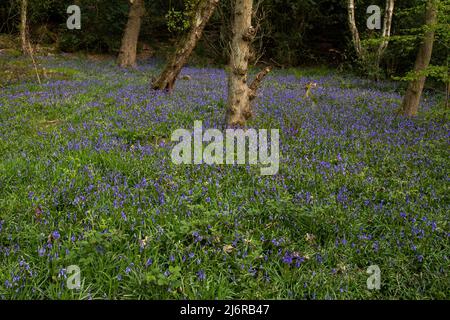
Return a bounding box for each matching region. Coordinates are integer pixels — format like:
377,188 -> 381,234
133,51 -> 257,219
401,0 -> 438,117
20,0 -> 29,54
377,0 -> 395,62
225,0 -> 271,127
347,0 -> 362,58
348,0 -> 395,78
117,0 -> 145,68
151,0 -> 219,92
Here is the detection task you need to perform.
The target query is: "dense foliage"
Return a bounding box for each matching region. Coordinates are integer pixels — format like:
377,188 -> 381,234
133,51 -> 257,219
0,0 -> 448,79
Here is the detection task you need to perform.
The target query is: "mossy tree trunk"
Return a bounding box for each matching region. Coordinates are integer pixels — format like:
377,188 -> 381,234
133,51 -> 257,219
151,0 -> 219,92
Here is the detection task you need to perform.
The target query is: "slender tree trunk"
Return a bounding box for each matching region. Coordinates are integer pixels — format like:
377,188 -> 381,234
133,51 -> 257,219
347,0 -> 362,59
401,0 -> 438,117
442,53 -> 449,113
18,0 -> 41,84
446,81 -> 449,110
348,0 -> 395,80
152,0 -> 219,92
117,0 -> 145,68
374,0 -> 395,81
377,0 -> 395,64
226,0 -> 271,127
20,0 -> 29,54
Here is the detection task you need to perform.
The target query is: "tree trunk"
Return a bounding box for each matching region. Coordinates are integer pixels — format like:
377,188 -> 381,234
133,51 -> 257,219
20,0 -> 29,54
152,0 -> 219,92
348,0 -> 395,79
347,0 -> 362,59
117,0 -> 145,68
377,0 -> 395,63
226,0 -> 271,127
374,0 -> 395,81
226,0 -> 253,126
401,0 -> 438,117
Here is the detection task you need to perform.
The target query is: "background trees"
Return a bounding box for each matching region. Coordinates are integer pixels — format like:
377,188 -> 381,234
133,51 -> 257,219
0,1 -> 445,75
0,0 -> 447,115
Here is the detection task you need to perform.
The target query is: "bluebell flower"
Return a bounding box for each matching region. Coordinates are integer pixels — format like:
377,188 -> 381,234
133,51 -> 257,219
282,252 -> 293,265
38,247 -> 46,257
197,270 -> 206,281
52,231 -> 60,240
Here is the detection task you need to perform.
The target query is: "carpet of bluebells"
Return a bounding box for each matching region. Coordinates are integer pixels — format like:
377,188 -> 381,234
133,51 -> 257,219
0,53 -> 448,299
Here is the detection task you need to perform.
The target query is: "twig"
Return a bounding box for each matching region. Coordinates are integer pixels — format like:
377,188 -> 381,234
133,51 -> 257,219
269,58 -> 284,68
27,42 -> 41,85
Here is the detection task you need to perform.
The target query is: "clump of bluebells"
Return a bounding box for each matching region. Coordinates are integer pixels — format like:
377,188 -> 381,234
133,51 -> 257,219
0,54 -> 448,299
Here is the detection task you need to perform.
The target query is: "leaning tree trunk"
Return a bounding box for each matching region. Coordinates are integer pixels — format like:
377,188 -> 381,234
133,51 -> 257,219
401,0 -> 438,117
152,0 -> 219,92
117,0 -> 145,68
20,0 -> 29,54
226,0 -> 271,127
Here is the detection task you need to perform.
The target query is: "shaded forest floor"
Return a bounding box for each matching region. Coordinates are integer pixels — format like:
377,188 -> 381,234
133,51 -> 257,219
0,53 -> 448,299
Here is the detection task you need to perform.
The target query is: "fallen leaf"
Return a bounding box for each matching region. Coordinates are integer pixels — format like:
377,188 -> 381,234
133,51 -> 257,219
223,244 -> 234,253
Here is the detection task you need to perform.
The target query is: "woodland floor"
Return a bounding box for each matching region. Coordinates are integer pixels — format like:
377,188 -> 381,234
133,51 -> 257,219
0,53 -> 448,299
